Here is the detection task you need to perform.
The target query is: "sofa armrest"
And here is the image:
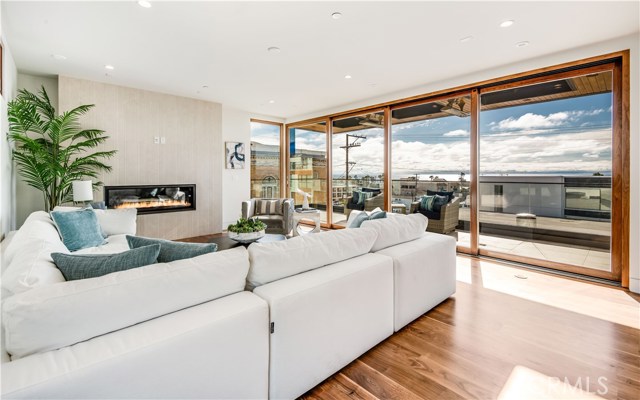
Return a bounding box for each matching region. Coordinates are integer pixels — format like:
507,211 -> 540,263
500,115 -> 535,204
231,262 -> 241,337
282,199 -> 294,233
409,201 -> 420,214
364,193 -> 384,211
1,292 -> 269,399
242,199 -> 255,219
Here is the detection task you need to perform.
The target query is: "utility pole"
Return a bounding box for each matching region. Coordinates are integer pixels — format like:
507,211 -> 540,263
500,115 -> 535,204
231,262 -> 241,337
340,133 -> 366,193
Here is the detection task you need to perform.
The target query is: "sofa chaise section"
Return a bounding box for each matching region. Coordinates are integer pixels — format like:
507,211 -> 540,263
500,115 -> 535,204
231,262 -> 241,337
253,253 -> 394,400
1,291 -> 269,399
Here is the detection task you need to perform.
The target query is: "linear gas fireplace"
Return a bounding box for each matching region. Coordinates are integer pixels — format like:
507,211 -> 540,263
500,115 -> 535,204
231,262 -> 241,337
104,184 -> 196,215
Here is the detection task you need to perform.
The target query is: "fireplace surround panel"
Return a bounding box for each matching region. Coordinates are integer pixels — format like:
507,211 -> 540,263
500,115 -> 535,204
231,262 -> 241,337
104,184 -> 196,214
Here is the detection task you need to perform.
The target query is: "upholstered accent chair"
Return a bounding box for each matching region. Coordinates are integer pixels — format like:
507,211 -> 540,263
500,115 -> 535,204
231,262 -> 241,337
410,193 -> 461,234
242,198 -> 294,235
345,188 -> 384,218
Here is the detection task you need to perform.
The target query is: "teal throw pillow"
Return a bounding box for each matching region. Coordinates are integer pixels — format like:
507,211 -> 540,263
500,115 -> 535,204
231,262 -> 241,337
357,191 -> 374,205
432,194 -> 449,212
50,207 -> 106,251
349,210 -> 387,228
419,195 -> 436,212
126,235 -> 218,263
352,191 -> 360,204
52,244 -> 160,281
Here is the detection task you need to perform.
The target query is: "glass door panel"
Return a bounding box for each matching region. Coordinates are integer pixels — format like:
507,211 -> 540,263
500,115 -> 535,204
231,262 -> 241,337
479,70 -> 613,274
288,122 -> 328,224
390,95 -> 472,249
250,121 -> 281,198
332,112 -> 385,226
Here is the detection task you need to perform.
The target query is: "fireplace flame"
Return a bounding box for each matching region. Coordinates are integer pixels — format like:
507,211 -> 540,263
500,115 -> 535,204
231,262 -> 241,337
113,199 -> 191,209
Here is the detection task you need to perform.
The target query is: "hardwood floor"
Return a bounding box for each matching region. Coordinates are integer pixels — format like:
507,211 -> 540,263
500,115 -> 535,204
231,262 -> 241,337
300,256 -> 640,400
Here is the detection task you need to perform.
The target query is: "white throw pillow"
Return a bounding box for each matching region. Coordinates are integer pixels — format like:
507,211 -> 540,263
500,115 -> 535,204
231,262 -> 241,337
246,228 -> 378,290
93,209 -> 137,236
361,213 -> 428,252
2,246 -> 250,359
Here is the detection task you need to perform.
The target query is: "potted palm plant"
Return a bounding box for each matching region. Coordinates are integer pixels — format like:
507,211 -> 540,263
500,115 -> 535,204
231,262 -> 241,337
8,86 -> 116,211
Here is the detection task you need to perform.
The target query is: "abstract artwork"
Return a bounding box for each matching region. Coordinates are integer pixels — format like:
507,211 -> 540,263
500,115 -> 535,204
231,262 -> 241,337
225,142 -> 245,169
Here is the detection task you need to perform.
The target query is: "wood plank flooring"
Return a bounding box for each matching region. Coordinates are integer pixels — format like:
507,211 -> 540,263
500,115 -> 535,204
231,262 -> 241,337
300,256 -> 639,400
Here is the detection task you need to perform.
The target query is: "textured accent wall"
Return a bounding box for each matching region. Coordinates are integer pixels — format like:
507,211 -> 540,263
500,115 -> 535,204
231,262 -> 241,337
58,76 -> 222,239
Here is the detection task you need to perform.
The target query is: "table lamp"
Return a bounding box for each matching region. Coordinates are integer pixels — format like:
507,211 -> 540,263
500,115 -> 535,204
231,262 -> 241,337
72,180 -> 93,205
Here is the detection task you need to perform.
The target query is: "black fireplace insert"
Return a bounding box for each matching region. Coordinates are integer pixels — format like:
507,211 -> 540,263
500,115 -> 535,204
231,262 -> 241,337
104,184 -> 196,215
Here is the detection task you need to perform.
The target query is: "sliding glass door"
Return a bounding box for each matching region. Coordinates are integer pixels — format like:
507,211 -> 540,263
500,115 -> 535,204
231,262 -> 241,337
332,111 -> 386,226
391,95 -> 473,250
478,67 -> 616,278
288,121 -> 328,224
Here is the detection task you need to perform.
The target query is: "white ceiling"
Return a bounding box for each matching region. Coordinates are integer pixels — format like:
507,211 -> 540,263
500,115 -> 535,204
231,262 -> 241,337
3,1 -> 639,120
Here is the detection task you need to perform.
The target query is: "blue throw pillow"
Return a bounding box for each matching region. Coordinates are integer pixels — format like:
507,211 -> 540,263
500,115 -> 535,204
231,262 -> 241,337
432,194 -> 449,212
349,210 -> 387,228
419,195 -> 435,212
352,191 -> 360,204
50,207 -> 106,251
126,235 -> 218,263
52,244 -> 160,281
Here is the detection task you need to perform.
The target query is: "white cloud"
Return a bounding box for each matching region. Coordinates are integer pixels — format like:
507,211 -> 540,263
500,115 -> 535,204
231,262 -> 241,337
494,112 -> 569,130
443,129 -> 470,137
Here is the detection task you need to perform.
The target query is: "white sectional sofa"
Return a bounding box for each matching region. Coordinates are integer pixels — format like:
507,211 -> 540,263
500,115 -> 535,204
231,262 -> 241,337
1,210 -> 456,399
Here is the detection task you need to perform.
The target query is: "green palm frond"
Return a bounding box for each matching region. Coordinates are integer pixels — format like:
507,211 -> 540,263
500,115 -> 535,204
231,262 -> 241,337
7,86 -> 116,211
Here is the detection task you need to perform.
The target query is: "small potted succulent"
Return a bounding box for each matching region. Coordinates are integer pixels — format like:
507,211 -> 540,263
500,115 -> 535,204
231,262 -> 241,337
227,217 -> 267,243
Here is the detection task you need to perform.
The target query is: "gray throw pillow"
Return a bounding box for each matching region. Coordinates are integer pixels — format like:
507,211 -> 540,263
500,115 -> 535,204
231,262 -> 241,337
126,235 -> 218,263
50,207 -> 106,251
52,244 -> 160,281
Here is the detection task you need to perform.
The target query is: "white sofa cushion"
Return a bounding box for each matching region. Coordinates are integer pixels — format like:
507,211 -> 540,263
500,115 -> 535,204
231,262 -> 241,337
375,232 -> 457,330
361,213 -> 428,251
253,253 -> 394,399
73,234 -> 131,255
93,208 -> 137,236
246,227 -> 378,290
1,212 -> 68,295
2,246 -> 250,359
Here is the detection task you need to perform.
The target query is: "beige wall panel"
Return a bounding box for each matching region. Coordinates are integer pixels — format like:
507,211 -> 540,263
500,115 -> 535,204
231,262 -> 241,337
58,76 -> 222,239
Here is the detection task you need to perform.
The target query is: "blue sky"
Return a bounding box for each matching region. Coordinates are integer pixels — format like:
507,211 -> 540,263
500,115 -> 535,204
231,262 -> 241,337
252,92 -> 613,180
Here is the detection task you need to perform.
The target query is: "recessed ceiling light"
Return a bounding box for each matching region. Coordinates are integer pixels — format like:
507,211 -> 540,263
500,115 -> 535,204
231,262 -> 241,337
105,65 -> 115,70
331,12 -> 342,20
500,20 -> 514,28
202,85 -> 209,89
460,36 -> 474,43
138,1 -> 152,8
267,46 -> 281,54
268,100 -> 275,104
344,75 -> 352,79
515,41 -> 530,48
51,54 -> 67,60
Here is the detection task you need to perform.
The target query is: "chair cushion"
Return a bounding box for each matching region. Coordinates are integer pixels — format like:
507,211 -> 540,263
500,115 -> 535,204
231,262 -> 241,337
126,235 -> 217,263
255,199 -> 283,215
418,209 -> 441,220
246,228 -> 378,290
50,207 -> 106,251
52,244 -> 160,281
361,213 -> 428,252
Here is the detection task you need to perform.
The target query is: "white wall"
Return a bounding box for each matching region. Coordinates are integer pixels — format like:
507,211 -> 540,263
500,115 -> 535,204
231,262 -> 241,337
288,33 -> 640,292
0,34 -> 18,239
14,73 -> 58,227
221,105 -> 284,228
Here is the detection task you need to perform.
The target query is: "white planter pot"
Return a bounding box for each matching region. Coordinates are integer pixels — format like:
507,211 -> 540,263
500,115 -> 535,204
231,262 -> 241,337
228,229 -> 266,244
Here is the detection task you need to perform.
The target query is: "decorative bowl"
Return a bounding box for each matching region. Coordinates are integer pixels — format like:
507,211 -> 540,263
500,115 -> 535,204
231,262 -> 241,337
228,229 -> 266,244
